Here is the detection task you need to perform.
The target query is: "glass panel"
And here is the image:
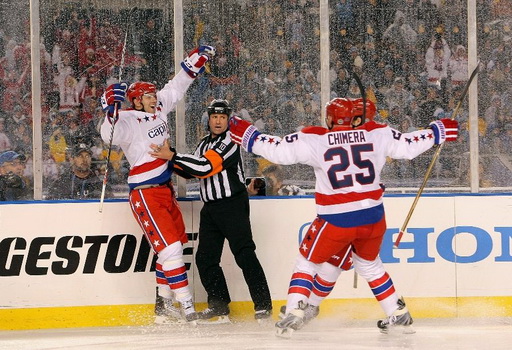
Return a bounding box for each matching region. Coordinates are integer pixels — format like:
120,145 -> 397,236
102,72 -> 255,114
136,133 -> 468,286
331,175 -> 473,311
477,1 -> 512,191
0,1 -> 33,200
328,1 -> 475,192
3,1 -> 511,201
38,2 -> 173,199
182,0 -> 321,196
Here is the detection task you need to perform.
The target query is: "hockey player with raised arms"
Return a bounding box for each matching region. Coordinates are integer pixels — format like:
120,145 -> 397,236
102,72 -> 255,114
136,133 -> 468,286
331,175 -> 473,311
100,45 -> 215,324
229,97 -> 459,337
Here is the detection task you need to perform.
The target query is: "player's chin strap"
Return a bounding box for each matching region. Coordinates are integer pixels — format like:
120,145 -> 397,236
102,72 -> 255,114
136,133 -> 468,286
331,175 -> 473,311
393,63 -> 480,248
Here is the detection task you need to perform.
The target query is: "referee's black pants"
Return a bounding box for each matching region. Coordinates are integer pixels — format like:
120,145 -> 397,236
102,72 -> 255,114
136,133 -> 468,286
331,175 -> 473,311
195,190 -> 272,312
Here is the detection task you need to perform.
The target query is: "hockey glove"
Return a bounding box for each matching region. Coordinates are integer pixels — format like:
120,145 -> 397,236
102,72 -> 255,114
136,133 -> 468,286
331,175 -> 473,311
101,82 -> 128,122
429,118 -> 459,144
229,116 -> 260,153
181,45 -> 216,78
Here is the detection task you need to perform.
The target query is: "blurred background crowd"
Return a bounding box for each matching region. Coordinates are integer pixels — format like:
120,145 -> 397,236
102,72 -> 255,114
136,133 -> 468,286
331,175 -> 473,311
0,0 -> 510,200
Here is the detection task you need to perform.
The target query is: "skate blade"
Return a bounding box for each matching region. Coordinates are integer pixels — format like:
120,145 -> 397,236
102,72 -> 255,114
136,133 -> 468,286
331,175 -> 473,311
278,305 -> 286,320
196,315 -> 231,325
154,315 -> 187,325
402,325 -> 416,334
380,325 -> 416,335
275,326 -> 294,339
256,317 -> 273,326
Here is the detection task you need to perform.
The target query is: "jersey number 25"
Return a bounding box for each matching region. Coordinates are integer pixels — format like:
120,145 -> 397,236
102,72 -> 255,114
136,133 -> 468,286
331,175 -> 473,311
325,144 -> 375,189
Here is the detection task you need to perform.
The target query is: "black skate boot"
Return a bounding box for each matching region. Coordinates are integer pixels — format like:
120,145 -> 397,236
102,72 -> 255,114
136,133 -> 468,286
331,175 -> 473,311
255,308 -> 272,324
197,304 -> 230,324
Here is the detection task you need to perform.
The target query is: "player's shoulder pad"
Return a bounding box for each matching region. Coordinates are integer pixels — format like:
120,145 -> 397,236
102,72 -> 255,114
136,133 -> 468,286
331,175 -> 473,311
360,120 -> 388,132
301,126 -> 329,135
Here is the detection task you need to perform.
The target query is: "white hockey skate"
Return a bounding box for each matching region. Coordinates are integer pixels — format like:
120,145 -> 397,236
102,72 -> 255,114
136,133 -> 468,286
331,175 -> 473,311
154,296 -> 198,326
275,301 -> 306,338
279,304 -> 319,326
377,297 -> 415,334
154,294 -> 186,325
181,299 -> 199,326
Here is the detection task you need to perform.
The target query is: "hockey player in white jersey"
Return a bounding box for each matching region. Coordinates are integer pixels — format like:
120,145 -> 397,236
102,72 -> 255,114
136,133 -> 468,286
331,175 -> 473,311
100,45 -> 215,324
229,97 -> 459,337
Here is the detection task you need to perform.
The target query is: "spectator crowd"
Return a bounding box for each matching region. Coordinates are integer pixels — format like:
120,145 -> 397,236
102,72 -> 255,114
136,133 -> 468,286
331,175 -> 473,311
0,0 -> 511,200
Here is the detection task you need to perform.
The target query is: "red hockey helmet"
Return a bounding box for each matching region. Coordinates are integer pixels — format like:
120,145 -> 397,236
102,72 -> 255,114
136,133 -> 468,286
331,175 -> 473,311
127,82 -> 156,104
352,98 -> 377,122
325,98 -> 355,127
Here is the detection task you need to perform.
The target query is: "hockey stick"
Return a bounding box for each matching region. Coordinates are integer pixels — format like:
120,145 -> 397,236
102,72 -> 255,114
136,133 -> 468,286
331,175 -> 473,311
351,72 -> 366,289
393,64 -> 480,248
352,72 -> 367,125
99,11 -> 134,213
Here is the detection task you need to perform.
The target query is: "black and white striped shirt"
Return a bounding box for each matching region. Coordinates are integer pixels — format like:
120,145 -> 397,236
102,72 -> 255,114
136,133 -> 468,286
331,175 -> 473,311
173,131 -> 246,202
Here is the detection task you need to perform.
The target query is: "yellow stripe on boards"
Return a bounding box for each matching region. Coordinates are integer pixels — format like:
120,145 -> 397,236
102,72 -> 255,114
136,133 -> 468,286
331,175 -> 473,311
2,297 -> 512,330
0,305 -> 155,330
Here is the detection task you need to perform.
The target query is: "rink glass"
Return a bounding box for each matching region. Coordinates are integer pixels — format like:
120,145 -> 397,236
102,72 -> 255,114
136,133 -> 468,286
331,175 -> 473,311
1,0 -> 509,200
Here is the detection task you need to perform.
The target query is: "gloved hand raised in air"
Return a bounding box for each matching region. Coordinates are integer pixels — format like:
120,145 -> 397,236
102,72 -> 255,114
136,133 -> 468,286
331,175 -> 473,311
229,116 -> 260,152
100,82 -> 128,123
181,45 -> 216,78
429,118 -> 459,145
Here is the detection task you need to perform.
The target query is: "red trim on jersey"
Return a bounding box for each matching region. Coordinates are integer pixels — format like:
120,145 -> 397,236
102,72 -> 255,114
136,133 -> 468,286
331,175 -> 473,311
315,187 -> 383,205
360,121 -> 388,131
301,126 -> 329,135
129,158 -> 167,176
301,121 -> 387,135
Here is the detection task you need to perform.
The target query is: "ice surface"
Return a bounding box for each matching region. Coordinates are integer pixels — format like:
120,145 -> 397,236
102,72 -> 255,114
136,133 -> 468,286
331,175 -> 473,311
0,318 -> 511,350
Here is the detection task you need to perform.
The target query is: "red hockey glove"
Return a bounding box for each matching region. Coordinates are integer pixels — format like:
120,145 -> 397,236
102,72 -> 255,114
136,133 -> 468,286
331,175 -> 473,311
100,82 -> 128,123
181,45 -> 216,78
429,118 -> 459,144
229,116 -> 260,152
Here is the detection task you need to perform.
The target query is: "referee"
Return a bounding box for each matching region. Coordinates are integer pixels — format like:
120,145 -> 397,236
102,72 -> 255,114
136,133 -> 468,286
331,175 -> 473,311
149,99 -> 272,322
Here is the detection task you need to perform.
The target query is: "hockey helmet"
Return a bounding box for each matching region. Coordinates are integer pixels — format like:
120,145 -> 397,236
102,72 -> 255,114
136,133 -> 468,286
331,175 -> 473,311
127,82 -> 156,104
207,99 -> 232,117
325,98 -> 355,127
352,98 -> 377,123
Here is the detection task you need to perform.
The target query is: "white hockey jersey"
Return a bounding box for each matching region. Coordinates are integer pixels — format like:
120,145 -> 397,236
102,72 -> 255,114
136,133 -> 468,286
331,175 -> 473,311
247,121 -> 436,228
100,70 -> 194,190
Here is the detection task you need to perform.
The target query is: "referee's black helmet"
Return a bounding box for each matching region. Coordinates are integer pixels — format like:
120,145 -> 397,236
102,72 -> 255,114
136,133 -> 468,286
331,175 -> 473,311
207,99 -> 232,117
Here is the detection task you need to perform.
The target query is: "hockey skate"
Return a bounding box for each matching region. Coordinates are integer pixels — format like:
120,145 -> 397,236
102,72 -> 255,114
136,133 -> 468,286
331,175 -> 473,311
279,304 -> 319,326
154,293 -> 186,325
377,297 -> 415,334
180,299 -> 199,326
275,301 -> 306,338
196,304 -> 231,325
255,309 -> 272,325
